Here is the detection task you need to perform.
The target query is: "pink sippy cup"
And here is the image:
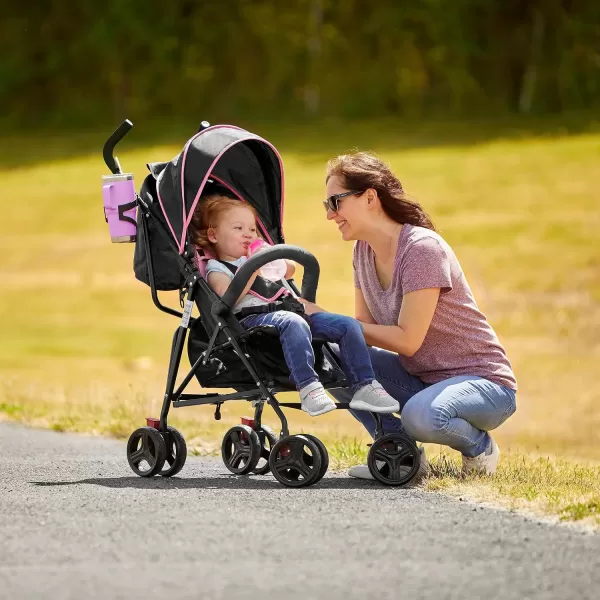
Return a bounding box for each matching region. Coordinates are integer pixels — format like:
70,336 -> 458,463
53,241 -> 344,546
247,239 -> 287,281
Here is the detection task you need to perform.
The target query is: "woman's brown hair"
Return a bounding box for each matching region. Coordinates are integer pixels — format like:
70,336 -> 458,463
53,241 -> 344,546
326,152 -> 436,231
189,194 -> 258,250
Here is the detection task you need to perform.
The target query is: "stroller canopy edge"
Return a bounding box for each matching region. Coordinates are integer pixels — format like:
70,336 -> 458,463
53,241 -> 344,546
155,125 -> 285,255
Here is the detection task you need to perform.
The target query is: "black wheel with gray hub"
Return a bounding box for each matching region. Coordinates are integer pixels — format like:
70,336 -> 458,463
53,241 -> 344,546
296,433 -> 329,484
268,434 -> 323,488
126,426 -> 167,477
221,425 -> 262,475
367,433 -> 421,486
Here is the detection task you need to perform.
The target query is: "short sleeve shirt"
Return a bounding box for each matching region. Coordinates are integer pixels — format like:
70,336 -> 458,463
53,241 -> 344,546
353,224 -> 517,389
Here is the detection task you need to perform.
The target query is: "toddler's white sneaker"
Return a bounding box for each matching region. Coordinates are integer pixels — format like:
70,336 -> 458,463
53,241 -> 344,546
300,381 -> 336,417
349,381 -> 400,413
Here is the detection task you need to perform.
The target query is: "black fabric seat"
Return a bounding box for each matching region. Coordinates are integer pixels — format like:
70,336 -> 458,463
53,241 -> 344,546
187,315 -> 346,391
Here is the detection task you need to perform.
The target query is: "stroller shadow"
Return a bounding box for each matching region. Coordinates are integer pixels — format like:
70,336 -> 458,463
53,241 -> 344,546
30,474 -> 405,491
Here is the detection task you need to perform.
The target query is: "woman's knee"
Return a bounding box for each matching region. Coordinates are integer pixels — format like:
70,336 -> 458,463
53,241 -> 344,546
401,396 -> 451,441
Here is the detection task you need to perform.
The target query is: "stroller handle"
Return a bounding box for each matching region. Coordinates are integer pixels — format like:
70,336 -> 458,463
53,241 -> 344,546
218,245 -> 320,310
103,119 -> 133,175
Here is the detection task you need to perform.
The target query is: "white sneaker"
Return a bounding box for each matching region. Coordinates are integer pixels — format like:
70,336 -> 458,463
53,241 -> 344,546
299,381 -> 336,417
349,381 -> 400,413
461,438 -> 500,475
348,446 -> 429,485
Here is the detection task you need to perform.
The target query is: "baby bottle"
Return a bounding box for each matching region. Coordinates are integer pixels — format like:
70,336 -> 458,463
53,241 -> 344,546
247,239 -> 287,281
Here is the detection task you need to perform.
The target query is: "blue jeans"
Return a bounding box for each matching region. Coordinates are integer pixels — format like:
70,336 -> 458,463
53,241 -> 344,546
328,345 -> 517,457
241,311 -> 375,393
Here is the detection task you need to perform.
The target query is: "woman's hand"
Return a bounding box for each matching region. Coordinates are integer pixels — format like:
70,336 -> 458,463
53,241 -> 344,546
298,298 -> 326,315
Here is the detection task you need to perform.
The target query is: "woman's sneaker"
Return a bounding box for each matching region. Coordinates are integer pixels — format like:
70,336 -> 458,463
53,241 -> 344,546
299,381 -> 336,417
349,381 -> 400,413
461,438 -> 500,475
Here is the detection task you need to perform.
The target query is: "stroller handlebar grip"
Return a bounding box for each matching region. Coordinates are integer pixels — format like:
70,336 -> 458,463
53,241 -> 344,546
217,245 -> 320,311
103,119 -> 133,174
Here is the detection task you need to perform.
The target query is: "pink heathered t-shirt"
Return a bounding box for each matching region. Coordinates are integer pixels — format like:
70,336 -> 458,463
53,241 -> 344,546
353,224 -> 517,390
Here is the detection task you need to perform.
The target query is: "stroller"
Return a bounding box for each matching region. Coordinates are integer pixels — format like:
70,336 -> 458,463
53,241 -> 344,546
101,120 -> 422,488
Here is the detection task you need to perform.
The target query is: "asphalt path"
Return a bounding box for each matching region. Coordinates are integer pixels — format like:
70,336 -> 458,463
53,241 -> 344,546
1,422 -> 598,600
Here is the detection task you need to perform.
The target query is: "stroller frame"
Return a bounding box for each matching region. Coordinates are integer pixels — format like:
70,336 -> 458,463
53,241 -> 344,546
103,119 -> 422,488
138,187 -> 358,439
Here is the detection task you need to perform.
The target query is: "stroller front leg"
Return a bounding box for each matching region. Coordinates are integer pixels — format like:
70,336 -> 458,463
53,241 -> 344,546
159,325 -> 188,432
124,320 -> 189,479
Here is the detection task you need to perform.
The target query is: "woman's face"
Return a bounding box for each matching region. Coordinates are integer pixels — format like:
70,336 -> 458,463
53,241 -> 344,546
324,175 -> 366,241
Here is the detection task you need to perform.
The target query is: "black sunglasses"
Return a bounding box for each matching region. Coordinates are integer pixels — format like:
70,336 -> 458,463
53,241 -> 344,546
322,190 -> 364,212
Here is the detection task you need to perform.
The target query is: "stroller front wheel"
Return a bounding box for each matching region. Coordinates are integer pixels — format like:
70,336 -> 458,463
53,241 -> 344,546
221,425 -> 262,474
126,427 -> 167,477
268,435 -> 324,488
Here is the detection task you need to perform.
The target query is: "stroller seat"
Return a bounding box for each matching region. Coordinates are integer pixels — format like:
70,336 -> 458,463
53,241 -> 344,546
188,314 -> 347,392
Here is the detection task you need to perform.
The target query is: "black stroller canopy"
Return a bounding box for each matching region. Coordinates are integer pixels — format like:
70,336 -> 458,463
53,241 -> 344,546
154,125 -> 285,253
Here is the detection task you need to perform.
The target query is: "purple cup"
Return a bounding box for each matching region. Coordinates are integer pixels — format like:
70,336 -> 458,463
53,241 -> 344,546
102,173 -> 137,243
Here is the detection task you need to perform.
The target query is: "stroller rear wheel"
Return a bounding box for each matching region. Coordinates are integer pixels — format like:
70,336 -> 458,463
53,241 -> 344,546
221,425 -> 262,474
367,433 -> 421,486
268,435 -> 323,488
127,427 -> 167,477
159,426 -> 187,478
252,425 -> 278,475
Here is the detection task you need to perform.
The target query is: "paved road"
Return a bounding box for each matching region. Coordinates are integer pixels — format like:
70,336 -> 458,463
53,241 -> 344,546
1,422 -> 598,600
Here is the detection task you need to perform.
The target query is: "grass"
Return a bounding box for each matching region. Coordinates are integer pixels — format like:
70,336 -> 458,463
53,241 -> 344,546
1,117 -> 599,527
424,450 -> 600,528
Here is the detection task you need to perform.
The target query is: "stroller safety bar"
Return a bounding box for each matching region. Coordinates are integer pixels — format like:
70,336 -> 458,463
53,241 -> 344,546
215,244 -> 320,313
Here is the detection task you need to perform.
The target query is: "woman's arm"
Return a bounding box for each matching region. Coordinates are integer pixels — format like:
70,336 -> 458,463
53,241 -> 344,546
354,288 -> 377,324
357,287 -> 440,357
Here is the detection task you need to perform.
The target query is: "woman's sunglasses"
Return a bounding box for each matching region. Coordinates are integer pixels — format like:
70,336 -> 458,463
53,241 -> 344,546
322,190 -> 364,212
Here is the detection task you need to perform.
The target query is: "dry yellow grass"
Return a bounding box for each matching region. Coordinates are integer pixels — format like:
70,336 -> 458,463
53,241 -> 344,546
1,121 -> 599,525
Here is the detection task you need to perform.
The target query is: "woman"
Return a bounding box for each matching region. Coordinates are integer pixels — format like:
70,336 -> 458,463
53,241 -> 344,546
299,152 -> 517,481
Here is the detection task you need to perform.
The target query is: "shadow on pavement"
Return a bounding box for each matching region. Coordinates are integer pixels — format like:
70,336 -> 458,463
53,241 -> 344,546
29,475 -> 418,491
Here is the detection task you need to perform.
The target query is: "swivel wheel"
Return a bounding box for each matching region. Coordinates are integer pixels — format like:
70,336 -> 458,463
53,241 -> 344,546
367,433 -> 421,486
268,434 -> 323,488
127,426 -> 167,477
221,425 -> 262,474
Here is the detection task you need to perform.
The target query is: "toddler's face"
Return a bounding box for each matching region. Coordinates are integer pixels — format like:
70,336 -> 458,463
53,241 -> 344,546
209,205 -> 258,259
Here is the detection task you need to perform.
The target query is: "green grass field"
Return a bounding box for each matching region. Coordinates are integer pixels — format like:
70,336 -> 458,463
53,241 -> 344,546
1,118 -> 599,526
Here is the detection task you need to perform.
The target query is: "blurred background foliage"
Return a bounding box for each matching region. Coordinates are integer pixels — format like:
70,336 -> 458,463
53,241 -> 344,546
3,0 -> 600,129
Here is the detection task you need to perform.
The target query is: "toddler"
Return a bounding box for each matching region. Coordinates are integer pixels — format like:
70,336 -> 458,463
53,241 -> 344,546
191,194 -> 400,417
